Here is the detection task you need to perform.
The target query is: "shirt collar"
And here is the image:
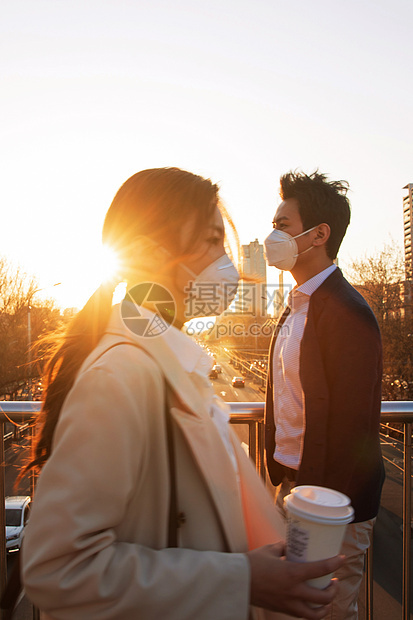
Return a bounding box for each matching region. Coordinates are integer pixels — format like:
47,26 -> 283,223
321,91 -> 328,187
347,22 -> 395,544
287,264 -> 336,309
292,264 -> 337,298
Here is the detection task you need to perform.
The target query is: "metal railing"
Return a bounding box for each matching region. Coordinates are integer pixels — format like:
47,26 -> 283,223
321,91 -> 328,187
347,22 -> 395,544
0,401 -> 412,620
228,401 -> 266,479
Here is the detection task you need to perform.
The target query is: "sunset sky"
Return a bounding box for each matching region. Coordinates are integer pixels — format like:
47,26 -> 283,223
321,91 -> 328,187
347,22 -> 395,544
1,0 -> 412,309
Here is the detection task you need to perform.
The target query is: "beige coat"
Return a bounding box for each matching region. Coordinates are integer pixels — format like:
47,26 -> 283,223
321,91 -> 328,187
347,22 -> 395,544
22,306 -> 285,620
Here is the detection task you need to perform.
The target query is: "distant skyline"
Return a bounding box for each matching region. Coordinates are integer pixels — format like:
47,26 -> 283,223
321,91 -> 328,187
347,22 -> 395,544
1,0 -> 412,308
403,184 -> 413,280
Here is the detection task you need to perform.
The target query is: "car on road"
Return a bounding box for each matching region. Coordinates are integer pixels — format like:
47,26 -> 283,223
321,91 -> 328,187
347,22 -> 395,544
232,376 -> 245,388
5,496 -> 31,553
209,369 -> 218,379
212,364 -> 222,374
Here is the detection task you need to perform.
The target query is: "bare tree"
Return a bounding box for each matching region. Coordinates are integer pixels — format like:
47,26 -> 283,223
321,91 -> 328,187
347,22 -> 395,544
0,256 -> 62,398
345,242 -> 413,400
346,242 -> 405,328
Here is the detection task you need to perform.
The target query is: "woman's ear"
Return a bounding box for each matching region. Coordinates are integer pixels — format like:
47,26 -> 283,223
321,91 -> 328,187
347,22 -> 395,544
313,223 -> 330,247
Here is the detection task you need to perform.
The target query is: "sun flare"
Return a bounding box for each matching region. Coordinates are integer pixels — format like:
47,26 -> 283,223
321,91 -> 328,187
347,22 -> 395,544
98,245 -> 122,284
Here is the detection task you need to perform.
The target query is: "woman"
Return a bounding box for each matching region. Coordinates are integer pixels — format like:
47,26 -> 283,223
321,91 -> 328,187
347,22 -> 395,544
22,168 -> 343,620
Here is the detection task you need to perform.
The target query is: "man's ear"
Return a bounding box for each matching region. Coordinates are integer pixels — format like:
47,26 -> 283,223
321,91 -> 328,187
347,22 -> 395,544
313,223 -> 330,247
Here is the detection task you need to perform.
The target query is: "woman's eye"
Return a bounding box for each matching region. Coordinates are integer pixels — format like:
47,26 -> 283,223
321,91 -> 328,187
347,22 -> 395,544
208,237 -> 221,245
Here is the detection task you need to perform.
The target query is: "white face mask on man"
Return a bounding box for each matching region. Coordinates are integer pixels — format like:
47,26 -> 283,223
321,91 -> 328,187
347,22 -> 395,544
182,253 -> 240,317
264,227 -> 317,271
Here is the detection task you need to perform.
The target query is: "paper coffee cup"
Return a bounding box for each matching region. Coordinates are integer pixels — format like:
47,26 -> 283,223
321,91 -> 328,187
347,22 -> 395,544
284,485 -> 354,590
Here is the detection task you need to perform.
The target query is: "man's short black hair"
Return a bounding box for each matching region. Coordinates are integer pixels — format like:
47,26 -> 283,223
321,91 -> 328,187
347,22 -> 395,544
280,170 -> 351,260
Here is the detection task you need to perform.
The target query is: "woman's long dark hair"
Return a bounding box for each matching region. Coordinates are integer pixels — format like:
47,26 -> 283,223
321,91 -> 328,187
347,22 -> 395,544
26,167 -> 232,474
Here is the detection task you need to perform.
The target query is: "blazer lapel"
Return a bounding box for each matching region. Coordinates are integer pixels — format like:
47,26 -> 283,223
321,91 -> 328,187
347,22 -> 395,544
264,306 -> 291,484
267,306 -> 291,391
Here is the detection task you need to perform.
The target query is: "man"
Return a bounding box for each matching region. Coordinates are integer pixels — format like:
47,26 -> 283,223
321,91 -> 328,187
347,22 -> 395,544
264,171 -> 385,619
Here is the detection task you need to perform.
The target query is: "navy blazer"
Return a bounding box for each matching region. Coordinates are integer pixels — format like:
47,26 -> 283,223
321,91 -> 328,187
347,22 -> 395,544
265,268 -> 385,522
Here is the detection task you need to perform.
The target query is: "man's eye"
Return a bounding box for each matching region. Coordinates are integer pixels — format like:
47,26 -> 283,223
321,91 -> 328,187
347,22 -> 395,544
208,237 -> 221,245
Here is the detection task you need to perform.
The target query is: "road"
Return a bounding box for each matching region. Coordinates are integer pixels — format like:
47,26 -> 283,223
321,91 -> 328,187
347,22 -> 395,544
209,351 -> 266,448
210,356 -> 265,403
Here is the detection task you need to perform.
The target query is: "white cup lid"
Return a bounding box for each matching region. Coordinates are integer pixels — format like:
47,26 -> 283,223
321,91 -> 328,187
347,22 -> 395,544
284,485 -> 354,524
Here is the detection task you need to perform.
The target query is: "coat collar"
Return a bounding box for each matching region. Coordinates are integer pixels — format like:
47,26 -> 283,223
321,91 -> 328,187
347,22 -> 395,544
100,305 -> 250,552
101,304 -> 211,419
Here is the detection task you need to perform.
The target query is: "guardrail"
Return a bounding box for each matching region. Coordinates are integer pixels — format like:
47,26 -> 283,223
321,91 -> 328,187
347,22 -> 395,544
0,401 -> 412,620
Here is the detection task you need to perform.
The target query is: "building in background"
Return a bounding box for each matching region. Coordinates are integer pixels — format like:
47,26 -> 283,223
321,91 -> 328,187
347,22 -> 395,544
238,239 -> 267,315
241,239 -> 266,282
403,183 -> 413,281
403,184 -> 413,318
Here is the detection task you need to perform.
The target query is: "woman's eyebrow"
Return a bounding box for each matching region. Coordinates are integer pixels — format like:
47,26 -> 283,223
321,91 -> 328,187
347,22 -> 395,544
207,224 -> 225,235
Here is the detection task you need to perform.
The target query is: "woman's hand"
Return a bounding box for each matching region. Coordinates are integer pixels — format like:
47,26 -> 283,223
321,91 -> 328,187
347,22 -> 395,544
246,542 -> 345,619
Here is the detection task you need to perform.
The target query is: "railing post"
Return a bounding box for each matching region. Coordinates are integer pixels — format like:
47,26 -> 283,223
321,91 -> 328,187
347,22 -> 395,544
249,421 -> 257,465
402,421 -> 411,620
257,421 -> 265,480
0,421 -> 7,620
365,531 -> 374,620
30,423 -> 37,499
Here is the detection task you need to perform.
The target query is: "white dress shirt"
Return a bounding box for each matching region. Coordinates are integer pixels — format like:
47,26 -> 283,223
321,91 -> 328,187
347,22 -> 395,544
272,264 -> 337,469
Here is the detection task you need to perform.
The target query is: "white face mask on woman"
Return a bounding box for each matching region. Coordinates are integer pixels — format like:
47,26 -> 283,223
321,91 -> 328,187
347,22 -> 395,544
182,253 -> 240,317
264,227 -> 317,271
